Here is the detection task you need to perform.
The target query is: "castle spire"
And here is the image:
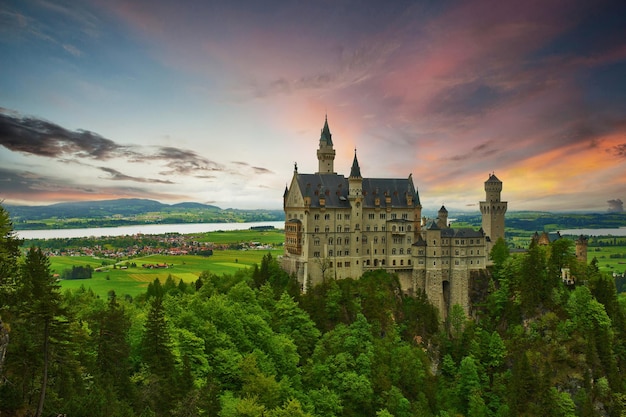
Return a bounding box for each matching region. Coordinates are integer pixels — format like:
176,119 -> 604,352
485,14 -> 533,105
316,115 -> 336,174
349,149 -> 362,178
320,115 -> 333,145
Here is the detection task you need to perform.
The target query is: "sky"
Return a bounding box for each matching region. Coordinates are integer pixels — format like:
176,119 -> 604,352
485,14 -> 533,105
1,0 -> 625,213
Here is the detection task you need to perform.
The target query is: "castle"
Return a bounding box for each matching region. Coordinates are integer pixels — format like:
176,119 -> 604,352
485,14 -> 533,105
281,118 -> 507,318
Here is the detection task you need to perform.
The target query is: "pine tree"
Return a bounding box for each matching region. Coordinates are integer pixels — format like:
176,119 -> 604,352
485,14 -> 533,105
18,247 -> 64,417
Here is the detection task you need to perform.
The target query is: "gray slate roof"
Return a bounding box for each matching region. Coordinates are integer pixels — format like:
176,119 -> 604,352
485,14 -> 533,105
295,173 -> 420,209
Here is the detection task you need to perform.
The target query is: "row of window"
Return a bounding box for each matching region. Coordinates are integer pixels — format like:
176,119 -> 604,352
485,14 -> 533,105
314,213 -> 352,220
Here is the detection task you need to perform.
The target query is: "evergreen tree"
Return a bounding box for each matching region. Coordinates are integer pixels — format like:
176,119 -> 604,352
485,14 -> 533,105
140,295 -> 177,415
17,247 -> 64,417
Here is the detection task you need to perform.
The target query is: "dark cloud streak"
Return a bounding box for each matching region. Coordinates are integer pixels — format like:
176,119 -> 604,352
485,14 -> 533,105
98,167 -> 175,184
0,110 -> 134,160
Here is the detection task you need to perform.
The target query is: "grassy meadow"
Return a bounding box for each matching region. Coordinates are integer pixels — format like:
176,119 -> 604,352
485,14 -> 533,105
52,249 -> 283,298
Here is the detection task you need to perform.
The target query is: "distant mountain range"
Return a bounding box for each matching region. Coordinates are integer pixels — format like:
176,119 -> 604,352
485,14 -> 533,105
4,199 -> 285,230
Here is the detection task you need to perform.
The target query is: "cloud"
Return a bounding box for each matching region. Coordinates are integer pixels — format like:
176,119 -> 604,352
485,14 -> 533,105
0,167 -> 185,204
0,109 -> 232,179
98,167 -> 175,184
612,143 -> 626,158
231,161 -> 274,175
151,147 -> 225,176
607,199 -> 624,213
0,110 -> 134,160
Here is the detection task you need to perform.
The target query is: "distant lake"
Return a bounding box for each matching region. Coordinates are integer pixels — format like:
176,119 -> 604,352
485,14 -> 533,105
16,221 -> 285,240
559,227 -> 626,237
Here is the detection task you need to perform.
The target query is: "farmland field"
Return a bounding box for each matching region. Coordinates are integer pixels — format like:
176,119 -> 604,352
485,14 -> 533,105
52,249 -> 283,298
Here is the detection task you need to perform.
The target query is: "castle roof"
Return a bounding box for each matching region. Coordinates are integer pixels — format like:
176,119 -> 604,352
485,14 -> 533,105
350,151 -> 362,178
320,116 -> 333,146
486,173 -> 501,183
439,205 -> 448,213
294,173 -> 420,208
441,228 -> 484,238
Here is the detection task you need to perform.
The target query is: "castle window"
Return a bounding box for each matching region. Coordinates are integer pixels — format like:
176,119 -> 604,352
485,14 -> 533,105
355,224 -> 360,230
374,237 -> 378,244
337,214 -> 342,220
329,262 -> 333,267
367,249 -> 370,255
477,250 -> 480,255
400,248 -> 404,255
337,226 -> 342,232
470,250 -> 474,255
382,237 -> 386,243
391,213 -> 397,219
325,226 -> 330,232
393,260 -> 396,265
328,237 -> 333,244
374,226 -> 378,231
314,239 -> 320,246
337,262 -> 342,267
363,236 -> 368,244
328,250 -> 333,256
407,225 -> 411,232
407,237 -> 411,244
345,238 -> 349,245
455,240 -> 459,245
300,214 -> 303,219
392,226 -> 396,232
407,248 -> 411,254
392,248 -> 397,255
345,250 -> 349,256
369,213 -> 375,219
381,259 -> 385,265
324,214 -> 330,220
455,260 -> 460,265
433,261 -> 436,266
366,225 -> 371,231
313,251 -> 320,257
345,261 -> 350,267
366,259 -> 370,265
382,249 -> 385,254
470,239 -> 474,244
314,214 -> 320,220
356,236 -> 359,243
400,259 -> 404,265
374,249 -> 377,254
455,250 -> 459,255
380,213 -> 386,219
345,214 -> 350,220
433,240 -> 436,245
345,227 -> 350,232
402,213 -> 408,219
461,240 -> 465,244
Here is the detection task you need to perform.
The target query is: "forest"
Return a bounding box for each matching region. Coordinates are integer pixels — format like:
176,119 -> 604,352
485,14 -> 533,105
1,203 -> 626,417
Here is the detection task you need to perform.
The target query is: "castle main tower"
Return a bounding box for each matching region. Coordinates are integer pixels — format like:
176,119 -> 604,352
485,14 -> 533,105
480,174 -> 507,249
316,116 -> 336,174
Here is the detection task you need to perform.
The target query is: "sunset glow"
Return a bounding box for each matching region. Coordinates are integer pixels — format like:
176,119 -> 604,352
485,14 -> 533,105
1,0 -> 625,212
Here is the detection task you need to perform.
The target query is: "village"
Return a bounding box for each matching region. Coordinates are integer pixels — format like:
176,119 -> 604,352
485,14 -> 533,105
36,233 -> 277,261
